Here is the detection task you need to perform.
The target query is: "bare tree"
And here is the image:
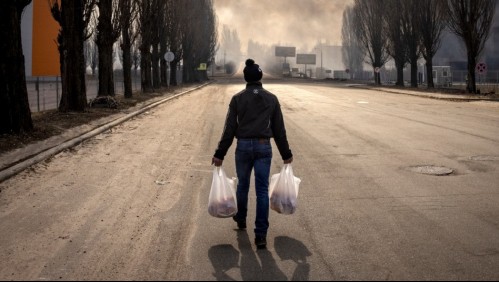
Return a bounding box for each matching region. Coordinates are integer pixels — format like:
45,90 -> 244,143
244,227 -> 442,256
137,0 -> 160,92
50,0 -> 96,112
447,0 -> 496,93
352,0 -> 390,85
180,0 -> 198,83
159,1 -> 169,88
341,6 -> 364,80
84,38 -> 98,76
119,0 -> 139,98
132,38 -> 141,83
203,1 -> 218,81
418,0 -> 448,88
96,0 -> 121,97
181,0 -> 217,83
0,0 -> 33,134
384,0 -> 408,86
150,0 -> 165,89
220,25 -> 242,65
181,0 -> 202,83
400,0 -> 422,88
165,0 -> 184,86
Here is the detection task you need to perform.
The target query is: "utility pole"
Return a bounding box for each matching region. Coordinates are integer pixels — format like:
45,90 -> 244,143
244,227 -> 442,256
212,56 -> 215,77
320,43 -> 323,79
315,40 -> 324,79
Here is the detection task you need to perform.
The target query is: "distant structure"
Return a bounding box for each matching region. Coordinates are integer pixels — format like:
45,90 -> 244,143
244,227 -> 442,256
275,46 -> 296,76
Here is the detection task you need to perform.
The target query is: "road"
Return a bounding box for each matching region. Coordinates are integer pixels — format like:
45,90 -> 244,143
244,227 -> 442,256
1,76 -> 499,280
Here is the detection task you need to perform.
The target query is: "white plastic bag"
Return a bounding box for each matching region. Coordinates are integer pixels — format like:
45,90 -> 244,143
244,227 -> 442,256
269,164 -> 301,215
208,166 -> 238,218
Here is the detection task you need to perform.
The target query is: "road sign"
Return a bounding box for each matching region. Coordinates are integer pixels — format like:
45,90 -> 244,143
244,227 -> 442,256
296,54 -> 316,65
374,67 -> 380,73
275,46 -> 296,57
345,68 -> 350,74
164,51 -> 175,62
198,63 -> 207,70
476,62 -> 487,74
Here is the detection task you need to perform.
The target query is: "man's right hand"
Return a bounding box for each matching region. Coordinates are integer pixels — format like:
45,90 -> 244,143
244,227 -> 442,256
212,157 -> 223,167
284,156 -> 293,164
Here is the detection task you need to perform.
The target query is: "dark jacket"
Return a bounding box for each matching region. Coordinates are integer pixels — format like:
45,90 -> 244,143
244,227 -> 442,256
214,82 -> 293,161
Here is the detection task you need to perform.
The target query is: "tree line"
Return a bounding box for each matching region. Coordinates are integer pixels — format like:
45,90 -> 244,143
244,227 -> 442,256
1,0 -> 218,134
341,0 -> 496,91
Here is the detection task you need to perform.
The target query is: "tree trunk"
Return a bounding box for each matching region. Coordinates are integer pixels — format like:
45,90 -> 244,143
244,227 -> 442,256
410,56 -> 418,88
183,59 -> 191,83
58,0 -> 87,112
121,38 -> 133,98
160,58 -> 168,87
183,58 -> 198,83
140,47 -> 153,93
0,0 -> 33,134
200,70 -> 208,81
160,39 -> 168,87
96,0 -> 116,97
119,0 -> 134,99
170,60 -> 179,86
151,44 -> 160,89
97,43 -> 115,96
373,69 -> 381,85
159,31 -> 169,87
467,53 -> 477,93
395,60 -> 405,86
426,59 -> 434,88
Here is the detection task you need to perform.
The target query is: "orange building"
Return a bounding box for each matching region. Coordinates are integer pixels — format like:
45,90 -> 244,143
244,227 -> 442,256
21,0 -> 60,77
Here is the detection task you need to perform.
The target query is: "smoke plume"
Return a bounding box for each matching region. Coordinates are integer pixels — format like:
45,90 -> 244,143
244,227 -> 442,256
214,0 -> 353,53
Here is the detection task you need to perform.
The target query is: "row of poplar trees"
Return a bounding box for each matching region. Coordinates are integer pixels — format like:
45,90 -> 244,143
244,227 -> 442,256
0,0 -> 218,134
341,0 -> 496,92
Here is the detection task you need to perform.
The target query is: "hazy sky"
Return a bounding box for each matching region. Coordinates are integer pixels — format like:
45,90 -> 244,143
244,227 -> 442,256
213,0 -> 353,52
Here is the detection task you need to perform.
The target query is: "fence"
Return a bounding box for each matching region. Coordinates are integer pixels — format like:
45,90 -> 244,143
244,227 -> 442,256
355,68 -> 499,93
27,67 -> 183,112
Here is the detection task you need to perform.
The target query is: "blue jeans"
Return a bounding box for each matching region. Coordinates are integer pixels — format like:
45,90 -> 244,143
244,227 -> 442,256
234,139 -> 272,237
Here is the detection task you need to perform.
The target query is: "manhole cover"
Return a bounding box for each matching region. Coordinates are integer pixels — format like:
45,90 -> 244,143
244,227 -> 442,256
407,165 -> 453,176
469,155 -> 499,161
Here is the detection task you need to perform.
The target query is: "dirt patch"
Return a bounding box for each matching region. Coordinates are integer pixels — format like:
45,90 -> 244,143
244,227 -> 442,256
0,85 -> 195,156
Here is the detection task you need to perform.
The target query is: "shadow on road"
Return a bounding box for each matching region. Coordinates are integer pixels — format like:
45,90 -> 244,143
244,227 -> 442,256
207,232 -> 312,281
208,244 -> 239,281
274,236 -> 312,281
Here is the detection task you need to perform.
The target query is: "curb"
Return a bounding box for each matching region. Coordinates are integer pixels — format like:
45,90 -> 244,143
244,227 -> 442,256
0,82 -> 212,183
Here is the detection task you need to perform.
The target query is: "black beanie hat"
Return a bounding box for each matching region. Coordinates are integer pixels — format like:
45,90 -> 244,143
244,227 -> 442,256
243,59 -> 263,82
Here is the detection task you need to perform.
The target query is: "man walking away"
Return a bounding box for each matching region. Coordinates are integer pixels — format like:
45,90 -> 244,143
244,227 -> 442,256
212,59 -> 294,249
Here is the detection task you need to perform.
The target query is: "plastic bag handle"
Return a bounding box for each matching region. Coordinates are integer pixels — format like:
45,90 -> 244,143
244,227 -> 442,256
283,163 -> 293,176
215,166 -> 226,178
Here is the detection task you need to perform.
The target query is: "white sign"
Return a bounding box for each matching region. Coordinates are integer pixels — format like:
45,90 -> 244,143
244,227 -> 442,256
476,62 -> 487,74
164,51 -> 175,62
374,67 -> 380,73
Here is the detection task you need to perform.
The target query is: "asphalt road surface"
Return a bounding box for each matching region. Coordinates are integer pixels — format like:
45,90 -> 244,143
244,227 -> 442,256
1,76 -> 499,280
